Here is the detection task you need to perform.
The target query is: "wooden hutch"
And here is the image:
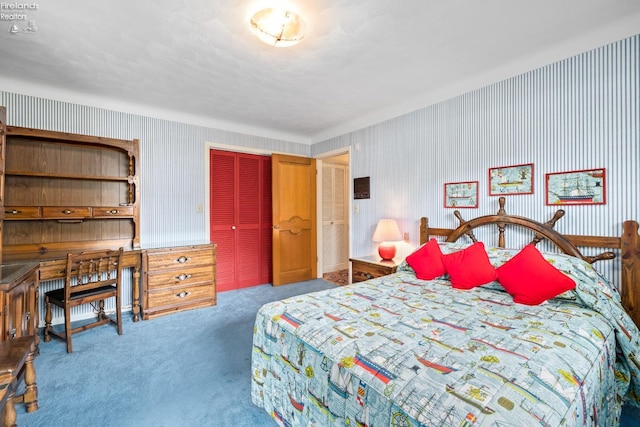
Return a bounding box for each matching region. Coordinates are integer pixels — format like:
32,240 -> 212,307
0,106 -> 216,339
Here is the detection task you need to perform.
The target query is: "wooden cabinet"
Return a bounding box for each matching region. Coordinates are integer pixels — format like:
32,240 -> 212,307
0,117 -> 140,262
142,243 -> 216,319
350,256 -> 399,283
0,263 -> 39,342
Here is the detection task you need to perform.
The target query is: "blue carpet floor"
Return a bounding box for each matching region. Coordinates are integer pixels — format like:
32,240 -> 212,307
16,279 -> 335,427
15,278 -> 640,426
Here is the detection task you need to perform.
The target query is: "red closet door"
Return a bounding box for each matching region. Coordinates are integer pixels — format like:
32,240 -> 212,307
210,150 -> 272,291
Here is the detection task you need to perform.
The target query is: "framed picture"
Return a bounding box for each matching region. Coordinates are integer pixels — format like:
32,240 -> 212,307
444,181 -> 478,208
489,163 -> 534,196
545,168 -> 606,205
353,177 -> 370,199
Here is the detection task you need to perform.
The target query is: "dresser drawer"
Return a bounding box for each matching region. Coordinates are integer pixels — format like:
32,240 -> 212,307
141,243 -> 217,320
42,206 -> 91,219
146,283 -> 215,309
145,248 -> 214,270
145,265 -> 214,289
92,206 -> 134,217
4,206 -> 41,219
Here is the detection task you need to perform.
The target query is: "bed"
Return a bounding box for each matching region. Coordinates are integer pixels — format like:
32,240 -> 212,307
251,198 -> 640,426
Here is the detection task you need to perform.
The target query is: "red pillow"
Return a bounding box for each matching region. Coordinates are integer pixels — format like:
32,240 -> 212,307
441,242 -> 497,289
496,244 -> 576,305
405,238 -> 446,280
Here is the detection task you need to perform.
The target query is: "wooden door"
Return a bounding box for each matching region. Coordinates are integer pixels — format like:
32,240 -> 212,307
272,154 -> 317,286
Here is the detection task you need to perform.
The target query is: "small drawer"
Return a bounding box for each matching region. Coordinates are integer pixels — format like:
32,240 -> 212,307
145,248 -> 214,270
351,259 -> 397,283
146,265 -> 214,289
352,270 -> 378,283
93,206 -> 134,217
42,206 -> 91,219
4,206 -> 41,219
147,284 -> 215,309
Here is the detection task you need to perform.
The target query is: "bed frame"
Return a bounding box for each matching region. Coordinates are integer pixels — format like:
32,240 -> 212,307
419,197 -> 640,328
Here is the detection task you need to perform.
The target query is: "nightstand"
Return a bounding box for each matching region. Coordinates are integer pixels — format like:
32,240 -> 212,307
350,256 -> 400,283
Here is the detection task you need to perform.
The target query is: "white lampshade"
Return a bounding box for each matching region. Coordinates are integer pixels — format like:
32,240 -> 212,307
372,219 -> 402,261
372,219 -> 402,243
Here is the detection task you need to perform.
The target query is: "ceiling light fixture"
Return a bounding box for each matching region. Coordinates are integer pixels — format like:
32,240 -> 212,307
250,8 -> 306,47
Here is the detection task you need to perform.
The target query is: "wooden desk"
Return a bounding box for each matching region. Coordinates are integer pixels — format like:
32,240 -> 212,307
28,242 -> 216,323
37,250 -> 143,321
0,336 -> 38,426
5,242 -> 216,324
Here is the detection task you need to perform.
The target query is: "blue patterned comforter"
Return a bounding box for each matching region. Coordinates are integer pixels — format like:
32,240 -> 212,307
251,246 -> 640,426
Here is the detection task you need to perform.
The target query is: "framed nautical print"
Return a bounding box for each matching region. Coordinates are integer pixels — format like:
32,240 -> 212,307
444,181 -> 478,208
545,168 -> 606,205
489,163 -> 534,196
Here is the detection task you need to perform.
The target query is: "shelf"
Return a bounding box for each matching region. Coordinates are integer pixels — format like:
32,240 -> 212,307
1,121 -> 141,259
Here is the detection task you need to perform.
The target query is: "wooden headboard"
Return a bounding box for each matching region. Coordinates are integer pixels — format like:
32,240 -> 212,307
419,197 -> 640,327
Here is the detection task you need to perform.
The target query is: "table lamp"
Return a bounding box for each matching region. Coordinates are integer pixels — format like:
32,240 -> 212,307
372,219 -> 403,260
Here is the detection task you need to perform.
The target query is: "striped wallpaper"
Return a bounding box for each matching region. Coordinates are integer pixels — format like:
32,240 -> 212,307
0,92 -> 311,324
0,32 -> 638,316
313,33 -> 639,290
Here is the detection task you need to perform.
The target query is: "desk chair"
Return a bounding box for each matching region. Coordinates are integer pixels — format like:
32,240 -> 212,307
44,248 -> 124,353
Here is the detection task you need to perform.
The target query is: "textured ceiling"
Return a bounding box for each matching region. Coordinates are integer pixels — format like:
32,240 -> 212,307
1,0 -> 640,144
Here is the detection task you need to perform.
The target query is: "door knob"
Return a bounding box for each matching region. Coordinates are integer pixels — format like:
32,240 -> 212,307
231,225 -> 236,230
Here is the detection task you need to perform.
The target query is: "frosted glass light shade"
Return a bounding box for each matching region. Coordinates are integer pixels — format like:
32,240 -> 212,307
250,8 -> 306,47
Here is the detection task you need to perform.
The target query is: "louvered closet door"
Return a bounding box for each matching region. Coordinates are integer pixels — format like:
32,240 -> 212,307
322,163 -> 348,272
210,150 -> 272,292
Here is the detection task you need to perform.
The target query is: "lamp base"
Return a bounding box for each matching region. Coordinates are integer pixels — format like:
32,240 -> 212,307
378,243 -> 396,261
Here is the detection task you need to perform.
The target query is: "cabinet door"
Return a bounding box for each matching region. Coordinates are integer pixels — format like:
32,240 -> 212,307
5,282 -> 27,340
3,272 -> 38,340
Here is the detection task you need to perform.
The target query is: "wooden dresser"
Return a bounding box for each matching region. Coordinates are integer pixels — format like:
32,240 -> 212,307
141,243 -> 216,319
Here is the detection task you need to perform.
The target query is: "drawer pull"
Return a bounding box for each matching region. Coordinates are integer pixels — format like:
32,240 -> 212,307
365,273 -> 374,280
9,328 -> 16,339
107,209 -> 119,215
176,256 -> 191,264
176,291 -> 191,298
5,209 -> 21,215
26,311 -> 31,321
176,273 -> 192,281
63,209 -> 72,215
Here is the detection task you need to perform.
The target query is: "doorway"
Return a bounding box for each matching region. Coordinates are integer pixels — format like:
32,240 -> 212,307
207,145 -> 350,288
317,150 -> 350,278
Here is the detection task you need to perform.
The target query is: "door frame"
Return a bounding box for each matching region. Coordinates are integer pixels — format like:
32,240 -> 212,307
314,147 -> 352,278
205,142 -> 352,281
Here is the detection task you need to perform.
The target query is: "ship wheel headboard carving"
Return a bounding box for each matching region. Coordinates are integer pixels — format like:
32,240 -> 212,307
420,197 -> 616,265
